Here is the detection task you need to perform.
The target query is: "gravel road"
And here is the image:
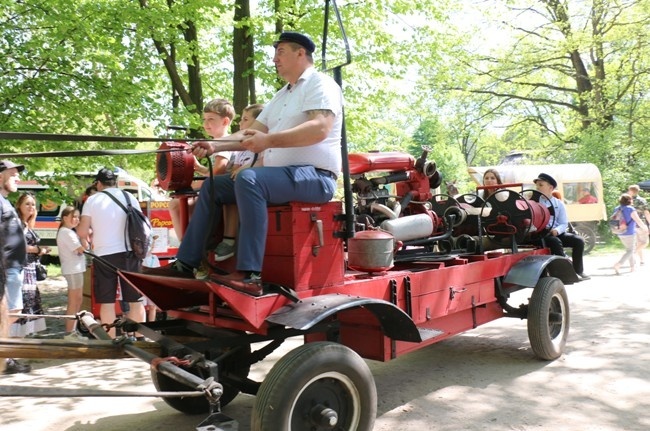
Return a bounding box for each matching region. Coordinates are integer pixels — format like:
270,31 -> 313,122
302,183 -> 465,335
0,252 -> 649,431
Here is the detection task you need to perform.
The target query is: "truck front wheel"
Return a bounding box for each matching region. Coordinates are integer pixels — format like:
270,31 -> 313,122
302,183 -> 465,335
527,277 -> 570,360
251,341 -> 376,431
151,329 -> 251,414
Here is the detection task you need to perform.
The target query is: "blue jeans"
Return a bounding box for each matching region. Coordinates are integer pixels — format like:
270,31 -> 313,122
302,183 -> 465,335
6,267 -> 24,311
177,166 -> 336,272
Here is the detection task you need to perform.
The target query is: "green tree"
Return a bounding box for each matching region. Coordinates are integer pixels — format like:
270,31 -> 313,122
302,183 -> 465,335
463,2 -> 648,148
1,0 -> 454,167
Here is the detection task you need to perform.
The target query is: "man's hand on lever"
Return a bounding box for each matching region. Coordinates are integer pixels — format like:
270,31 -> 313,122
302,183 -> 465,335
191,141 -> 214,159
241,129 -> 271,154
190,133 -> 245,159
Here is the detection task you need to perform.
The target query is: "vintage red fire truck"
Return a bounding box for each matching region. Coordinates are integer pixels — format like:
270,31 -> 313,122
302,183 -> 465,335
0,2 -> 581,430
98,142 -> 575,431
3,140 -> 578,430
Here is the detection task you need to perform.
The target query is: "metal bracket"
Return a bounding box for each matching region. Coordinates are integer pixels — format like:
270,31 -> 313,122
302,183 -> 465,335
196,412 -> 238,431
404,276 -> 412,318
311,213 -> 324,256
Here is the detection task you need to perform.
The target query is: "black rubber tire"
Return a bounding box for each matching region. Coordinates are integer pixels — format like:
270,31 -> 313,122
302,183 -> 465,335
573,224 -> 596,255
527,277 -> 570,360
251,342 -> 377,431
151,330 -> 251,415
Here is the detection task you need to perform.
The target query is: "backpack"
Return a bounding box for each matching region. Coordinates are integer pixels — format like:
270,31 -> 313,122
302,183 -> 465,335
101,190 -> 152,260
609,207 -> 628,235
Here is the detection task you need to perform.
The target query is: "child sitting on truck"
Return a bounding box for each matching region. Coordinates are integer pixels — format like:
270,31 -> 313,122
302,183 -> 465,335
533,173 -> 590,281
214,104 -> 264,262
168,99 -> 235,241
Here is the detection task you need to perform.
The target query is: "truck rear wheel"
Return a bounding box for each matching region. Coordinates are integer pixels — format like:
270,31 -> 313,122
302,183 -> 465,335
573,223 -> 596,254
527,277 -> 570,360
251,342 -> 376,431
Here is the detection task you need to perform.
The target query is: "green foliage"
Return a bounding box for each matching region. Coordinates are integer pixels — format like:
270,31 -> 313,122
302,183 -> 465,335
1,0 -> 649,210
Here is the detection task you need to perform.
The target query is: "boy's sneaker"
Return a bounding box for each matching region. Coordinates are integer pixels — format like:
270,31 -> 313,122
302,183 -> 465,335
4,358 -> 31,375
214,241 -> 235,262
63,331 -> 89,341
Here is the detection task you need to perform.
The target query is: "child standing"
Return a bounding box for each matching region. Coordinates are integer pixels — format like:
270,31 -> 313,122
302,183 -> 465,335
56,206 -> 88,334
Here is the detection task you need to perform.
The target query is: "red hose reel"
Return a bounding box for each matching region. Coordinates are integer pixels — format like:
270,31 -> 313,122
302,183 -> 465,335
156,142 -> 196,192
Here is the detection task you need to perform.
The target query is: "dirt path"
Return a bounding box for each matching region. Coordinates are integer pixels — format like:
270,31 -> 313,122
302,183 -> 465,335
1,252 -> 649,431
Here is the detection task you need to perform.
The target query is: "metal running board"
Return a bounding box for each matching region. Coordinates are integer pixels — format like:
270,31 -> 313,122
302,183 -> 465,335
417,327 -> 445,341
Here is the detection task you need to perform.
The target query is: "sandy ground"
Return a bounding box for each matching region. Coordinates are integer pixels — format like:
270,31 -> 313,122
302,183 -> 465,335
0,251 -> 649,431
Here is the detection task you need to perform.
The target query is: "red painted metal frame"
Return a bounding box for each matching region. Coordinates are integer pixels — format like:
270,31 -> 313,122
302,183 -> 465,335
120,210 -> 550,362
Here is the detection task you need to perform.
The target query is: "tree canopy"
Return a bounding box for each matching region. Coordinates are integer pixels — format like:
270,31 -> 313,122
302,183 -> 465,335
1,0 -> 649,208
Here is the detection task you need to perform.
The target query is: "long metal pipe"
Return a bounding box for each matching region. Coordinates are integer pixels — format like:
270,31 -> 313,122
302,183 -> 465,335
78,313 -> 222,400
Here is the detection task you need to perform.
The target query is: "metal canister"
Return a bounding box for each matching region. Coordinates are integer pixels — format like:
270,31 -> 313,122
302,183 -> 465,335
347,230 -> 395,273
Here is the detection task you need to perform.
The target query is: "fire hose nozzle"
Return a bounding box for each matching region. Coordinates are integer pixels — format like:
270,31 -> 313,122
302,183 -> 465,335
423,161 -> 438,177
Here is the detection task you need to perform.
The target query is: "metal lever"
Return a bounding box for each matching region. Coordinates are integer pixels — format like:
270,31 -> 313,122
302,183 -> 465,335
311,214 -> 325,256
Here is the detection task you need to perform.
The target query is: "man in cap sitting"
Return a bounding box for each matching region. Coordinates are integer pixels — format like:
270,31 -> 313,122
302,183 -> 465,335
151,31 -> 342,296
533,173 -> 590,280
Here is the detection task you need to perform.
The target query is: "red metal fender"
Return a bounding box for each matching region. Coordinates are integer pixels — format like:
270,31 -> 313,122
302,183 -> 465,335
266,293 -> 422,343
503,254 -> 580,288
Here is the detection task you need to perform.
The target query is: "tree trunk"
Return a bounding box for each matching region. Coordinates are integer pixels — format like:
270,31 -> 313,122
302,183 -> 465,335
233,0 -> 255,130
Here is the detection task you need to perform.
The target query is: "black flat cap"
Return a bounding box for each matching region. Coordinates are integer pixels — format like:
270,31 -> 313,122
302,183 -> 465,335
95,168 -> 116,183
0,160 -> 25,173
273,31 -> 316,54
533,173 -> 557,189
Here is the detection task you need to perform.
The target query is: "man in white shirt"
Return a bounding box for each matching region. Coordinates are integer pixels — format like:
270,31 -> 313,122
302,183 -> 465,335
154,32 -> 342,296
77,168 -> 146,335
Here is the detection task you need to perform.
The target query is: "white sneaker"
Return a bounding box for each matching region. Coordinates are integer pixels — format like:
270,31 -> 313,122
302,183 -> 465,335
63,331 -> 89,341
214,241 -> 235,261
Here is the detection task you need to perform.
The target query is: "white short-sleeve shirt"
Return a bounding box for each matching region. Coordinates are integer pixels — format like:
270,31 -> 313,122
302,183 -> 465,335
56,227 -> 86,275
234,150 -> 256,166
256,67 -> 343,174
81,188 -> 141,256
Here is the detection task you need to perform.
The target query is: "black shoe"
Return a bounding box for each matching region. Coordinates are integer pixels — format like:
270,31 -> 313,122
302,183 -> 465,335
4,358 -> 32,375
143,260 -> 194,279
210,271 -> 264,296
577,272 -> 591,280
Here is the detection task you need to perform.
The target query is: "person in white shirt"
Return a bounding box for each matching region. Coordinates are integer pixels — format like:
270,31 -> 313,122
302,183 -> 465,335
77,168 -> 146,336
56,206 -> 88,333
214,103 -> 265,262
168,98 -> 234,241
